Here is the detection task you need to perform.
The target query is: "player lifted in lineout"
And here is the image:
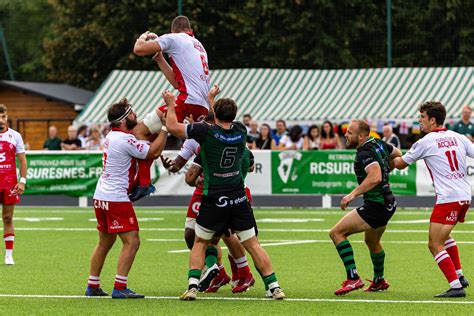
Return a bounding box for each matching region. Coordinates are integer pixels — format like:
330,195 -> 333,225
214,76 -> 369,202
85,100 -> 167,298
131,15 -> 210,201
394,101 -> 472,298
0,104 -> 27,265
163,90 -> 285,300
330,120 -> 401,295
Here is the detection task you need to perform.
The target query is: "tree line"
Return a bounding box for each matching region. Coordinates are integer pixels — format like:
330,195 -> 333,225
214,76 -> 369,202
1,0 -> 473,90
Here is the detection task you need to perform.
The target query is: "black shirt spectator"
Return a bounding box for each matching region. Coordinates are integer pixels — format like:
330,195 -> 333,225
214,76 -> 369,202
43,126 -> 62,150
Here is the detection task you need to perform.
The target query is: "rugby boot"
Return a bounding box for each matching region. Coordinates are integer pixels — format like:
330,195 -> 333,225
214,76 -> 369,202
334,278 -> 364,296
459,275 -> 469,288
205,269 -> 231,293
198,263 -> 220,292
434,287 -> 466,298
271,287 -> 286,300
129,185 -> 156,202
364,278 -> 390,292
232,274 -> 256,293
4,256 -> 14,265
180,288 -> 197,301
111,288 -> 145,299
85,287 -> 108,297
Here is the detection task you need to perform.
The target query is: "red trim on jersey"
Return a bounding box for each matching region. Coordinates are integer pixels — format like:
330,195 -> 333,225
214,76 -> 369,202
430,127 -> 448,133
128,158 -> 137,194
424,161 -> 438,202
169,56 -> 188,104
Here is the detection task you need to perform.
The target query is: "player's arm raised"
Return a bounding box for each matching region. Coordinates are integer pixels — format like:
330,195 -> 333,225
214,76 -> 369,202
340,163 -> 381,210
152,52 -> 178,89
133,31 -> 161,56
13,152 -> 27,195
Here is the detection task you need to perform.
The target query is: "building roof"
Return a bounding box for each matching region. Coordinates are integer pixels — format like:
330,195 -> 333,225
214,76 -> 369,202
0,80 -> 94,106
75,67 -> 474,124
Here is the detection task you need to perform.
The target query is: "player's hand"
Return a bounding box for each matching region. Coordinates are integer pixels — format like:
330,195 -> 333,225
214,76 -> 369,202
184,114 -> 194,124
160,156 -> 175,170
340,193 -> 354,210
162,90 -> 176,106
145,31 -> 158,40
209,84 -> 220,99
195,177 -> 204,188
12,183 -> 25,195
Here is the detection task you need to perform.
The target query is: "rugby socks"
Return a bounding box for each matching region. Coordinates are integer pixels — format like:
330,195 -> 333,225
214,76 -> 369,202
336,240 -> 359,280
228,254 -> 239,281
434,250 -> 462,289
370,250 -> 385,283
87,276 -> 100,289
188,269 -> 201,290
205,246 -> 218,268
263,272 -> 280,293
444,238 -> 463,277
114,275 -> 128,291
137,159 -> 153,187
255,267 -> 269,291
4,233 -> 14,257
234,256 -> 252,278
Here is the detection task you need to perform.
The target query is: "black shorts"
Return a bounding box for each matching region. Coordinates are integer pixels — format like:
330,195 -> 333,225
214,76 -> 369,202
356,199 -> 397,229
197,189 -> 256,234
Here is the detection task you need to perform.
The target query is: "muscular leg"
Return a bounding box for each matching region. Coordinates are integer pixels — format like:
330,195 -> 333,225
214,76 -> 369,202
2,203 -> 14,235
184,228 -> 195,250
365,226 -> 387,283
89,231 -> 117,276
116,230 -> 140,277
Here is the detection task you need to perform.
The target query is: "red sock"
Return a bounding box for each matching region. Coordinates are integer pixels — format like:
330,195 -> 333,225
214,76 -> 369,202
228,255 -> 239,281
4,233 -> 14,251
445,239 -> 461,271
88,276 -> 100,289
435,250 -> 459,285
234,256 -> 251,278
114,275 -> 128,291
137,159 -> 153,186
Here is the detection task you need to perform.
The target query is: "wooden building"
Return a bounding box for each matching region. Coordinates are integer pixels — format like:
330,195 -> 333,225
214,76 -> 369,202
0,81 -> 94,150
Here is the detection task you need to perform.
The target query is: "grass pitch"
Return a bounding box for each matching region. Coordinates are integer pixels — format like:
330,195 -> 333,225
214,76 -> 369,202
2,206 -> 474,315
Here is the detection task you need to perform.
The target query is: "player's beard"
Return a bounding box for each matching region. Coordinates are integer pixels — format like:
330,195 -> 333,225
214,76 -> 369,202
345,137 -> 357,149
125,117 -> 137,130
0,123 -> 4,131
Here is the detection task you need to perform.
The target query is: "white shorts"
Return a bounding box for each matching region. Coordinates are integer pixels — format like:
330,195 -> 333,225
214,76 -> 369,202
185,217 -> 196,230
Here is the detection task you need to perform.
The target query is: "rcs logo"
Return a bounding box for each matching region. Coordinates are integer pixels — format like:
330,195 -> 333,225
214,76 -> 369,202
0,152 -> 6,163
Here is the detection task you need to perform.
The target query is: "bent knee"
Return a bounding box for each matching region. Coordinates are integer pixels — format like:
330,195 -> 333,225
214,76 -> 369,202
2,215 -> 13,224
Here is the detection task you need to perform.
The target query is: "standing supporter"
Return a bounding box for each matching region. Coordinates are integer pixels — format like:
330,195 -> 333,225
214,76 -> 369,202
303,124 -> 320,150
85,99 -> 167,298
382,124 -> 401,149
253,123 -> 276,150
0,104 -> 27,265
247,121 -> 260,149
320,120 -> 342,149
86,127 -> 104,150
132,15 -> 210,197
61,125 -> 83,150
278,125 -> 304,150
43,126 -> 62,150
273,119 -> 287,146
394,101 -> 472,297
450,105 -> 473,141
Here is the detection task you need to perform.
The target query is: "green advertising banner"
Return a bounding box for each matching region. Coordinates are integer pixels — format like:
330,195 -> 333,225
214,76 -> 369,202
271,150 -> 416,195
22,152 -> 103,196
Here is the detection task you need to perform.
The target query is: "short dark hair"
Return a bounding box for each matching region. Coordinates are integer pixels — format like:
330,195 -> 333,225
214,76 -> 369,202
204,111 -> 215,124
0,104 -> 7,113
276,119 -> 286,126
214,98 -> 237,123
171,16 -> 191,32
420,101 -> 446,126
108,98 -> 131,128
289,125 -> 303,143
243,113 -> 252,119
354,120 -> 370,136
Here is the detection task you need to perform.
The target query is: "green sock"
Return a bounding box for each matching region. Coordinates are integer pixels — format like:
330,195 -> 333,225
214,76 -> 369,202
255,267 -> 269,290
188,269 -> 201,290
370,250 -> 385,283
336,240 -> 359,280
205,246 -> 218,268
263,272 -> 280,292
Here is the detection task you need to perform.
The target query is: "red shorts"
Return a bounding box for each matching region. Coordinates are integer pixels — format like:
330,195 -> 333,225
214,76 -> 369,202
0,188 -> 20,205
187,192 -> 202,219
159,98 -> 208,123
430,201 -> 470,225
245,187 -> 252,205
93,200 -> 139,233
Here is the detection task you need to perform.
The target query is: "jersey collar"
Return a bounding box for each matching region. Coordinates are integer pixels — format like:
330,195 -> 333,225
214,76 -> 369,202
111,128 -> 132,134
430,127 -> 447,133
359,136 -> 374,147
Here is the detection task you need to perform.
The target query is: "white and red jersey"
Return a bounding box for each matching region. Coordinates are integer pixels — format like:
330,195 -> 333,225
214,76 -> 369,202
0,128 -> 25,190
157,33 -> 210,108
178,138 -> 200,161
94,129 -> 150,202
402,128 -> 474,204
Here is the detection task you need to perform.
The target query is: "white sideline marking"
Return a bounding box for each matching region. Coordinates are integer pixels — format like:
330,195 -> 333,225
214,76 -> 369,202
166,239 -> 474,253
13,217 -> 64,222
0,294 -> 473,305
13,227 -> 474,234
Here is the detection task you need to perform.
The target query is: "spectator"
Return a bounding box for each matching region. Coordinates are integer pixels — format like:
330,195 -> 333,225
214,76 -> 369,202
77,125 -> 88,148
247,120 -> 260,148
273,119 -> 288,147
61,125 -> 83,150
382,124 -> 401,149
242,113 -> 252,132
253,123 -> 276,150
100,124 -> 111,138
86,127 -> 104,150
43,126 -> 62,150
303,124 -> 320,150
278,124 -> 304,150
451,105 -> 473,141
320,120 -> 342,149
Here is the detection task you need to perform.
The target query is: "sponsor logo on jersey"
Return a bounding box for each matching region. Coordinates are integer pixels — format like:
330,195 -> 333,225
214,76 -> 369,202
191,201 -> 201,214
129,217 -> 135,225
277,151 -> 302,184
215,195 -> 247,208
110,220 -> 123,230
446,210 -> 458,222
0,152 -> 6,163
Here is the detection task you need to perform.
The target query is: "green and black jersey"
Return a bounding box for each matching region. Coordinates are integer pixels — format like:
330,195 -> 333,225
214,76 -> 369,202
186,121 -> 248,196
354,137 -> 394,204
